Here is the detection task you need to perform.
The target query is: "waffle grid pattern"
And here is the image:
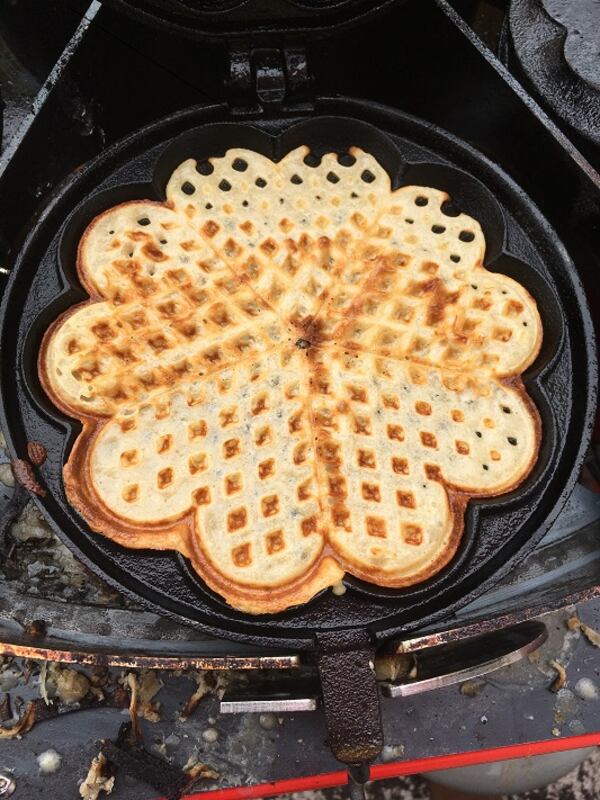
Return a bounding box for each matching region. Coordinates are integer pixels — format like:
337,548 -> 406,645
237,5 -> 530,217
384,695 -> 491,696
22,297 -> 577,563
41,146 -> 542,613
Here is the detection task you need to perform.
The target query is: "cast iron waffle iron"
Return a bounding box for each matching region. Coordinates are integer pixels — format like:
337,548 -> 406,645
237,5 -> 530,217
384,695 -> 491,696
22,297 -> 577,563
0,0 -> 596,785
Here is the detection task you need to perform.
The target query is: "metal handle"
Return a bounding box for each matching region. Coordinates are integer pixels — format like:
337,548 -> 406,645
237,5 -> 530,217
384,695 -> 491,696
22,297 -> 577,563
381,620 -> 547,698
316,629 -> 383,767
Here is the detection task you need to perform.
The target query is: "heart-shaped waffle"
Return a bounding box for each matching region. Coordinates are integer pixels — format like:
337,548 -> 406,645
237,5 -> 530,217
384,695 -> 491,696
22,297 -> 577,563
40,146 -> 542,614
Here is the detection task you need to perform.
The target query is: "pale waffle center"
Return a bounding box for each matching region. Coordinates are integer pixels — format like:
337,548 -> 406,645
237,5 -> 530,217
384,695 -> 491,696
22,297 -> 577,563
41,146 -> 542,614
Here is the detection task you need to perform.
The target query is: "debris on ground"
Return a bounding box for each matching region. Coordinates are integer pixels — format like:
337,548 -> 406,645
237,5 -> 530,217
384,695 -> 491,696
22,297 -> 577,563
549,659 -> 567,693
460,679 -> 486,697
574,677 -> 599,701
37,748 -> 62,774
180,671 -> 227,720
79,753 -> 115,800
567,615 -> 600,648
0,700 -> 36,738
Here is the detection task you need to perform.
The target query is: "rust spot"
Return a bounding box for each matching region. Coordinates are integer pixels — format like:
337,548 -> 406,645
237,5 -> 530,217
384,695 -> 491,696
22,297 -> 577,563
366,516 -> 387,538
258,458 -> 275,479
392,457 -> 409,475
266,530 -> 285,553
228,508 -> 248,532
261,495 -> 280,518
403,523 -> 423,545
232,543 -> 251,566
191,486 -> 211,506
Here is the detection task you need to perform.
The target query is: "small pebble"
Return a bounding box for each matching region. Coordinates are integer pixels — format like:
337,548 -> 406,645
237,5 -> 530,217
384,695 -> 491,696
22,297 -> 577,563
202,727 -> 219,743
480,714 -> 488,724
259,713 -> 278,731
0,463 -> 15,487
382,744 -> 405,762
37,749 -> 62,774
552,727 -> 561,737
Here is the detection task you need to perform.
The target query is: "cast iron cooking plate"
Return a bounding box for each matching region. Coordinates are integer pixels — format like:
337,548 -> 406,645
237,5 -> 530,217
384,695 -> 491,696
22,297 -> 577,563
0,100 -> 595,649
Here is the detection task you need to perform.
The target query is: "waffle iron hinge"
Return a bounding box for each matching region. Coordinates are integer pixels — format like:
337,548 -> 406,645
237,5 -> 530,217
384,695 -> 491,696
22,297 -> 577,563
226,45 -> 314,116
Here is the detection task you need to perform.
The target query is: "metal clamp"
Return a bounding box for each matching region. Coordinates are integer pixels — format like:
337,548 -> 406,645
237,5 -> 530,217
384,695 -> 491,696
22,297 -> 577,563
381,620 -> 548,698
220,693 -> 318,714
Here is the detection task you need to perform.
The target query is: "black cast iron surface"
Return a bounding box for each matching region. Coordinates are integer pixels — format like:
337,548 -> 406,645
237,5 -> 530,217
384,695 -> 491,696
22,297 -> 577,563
508,0 -> 600,152
0,104 -> 595,648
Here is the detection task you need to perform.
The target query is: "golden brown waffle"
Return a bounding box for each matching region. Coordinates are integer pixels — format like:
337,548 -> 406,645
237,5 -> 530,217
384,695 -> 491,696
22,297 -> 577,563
40,146 -> 542,614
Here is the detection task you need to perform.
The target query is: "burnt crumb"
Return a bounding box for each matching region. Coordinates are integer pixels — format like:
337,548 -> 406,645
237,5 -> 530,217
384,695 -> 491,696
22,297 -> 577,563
10,458 -> 46,497
295,338 -> 311,350
27,442 -> 47,466
0,693 -> 11,722
24,619 -> 47,638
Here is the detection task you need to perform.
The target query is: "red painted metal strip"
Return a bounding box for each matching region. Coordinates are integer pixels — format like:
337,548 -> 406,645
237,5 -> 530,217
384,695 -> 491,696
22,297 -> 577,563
178,731 -> 600,800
